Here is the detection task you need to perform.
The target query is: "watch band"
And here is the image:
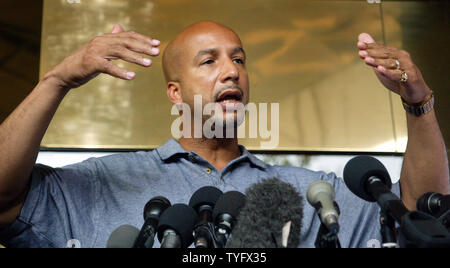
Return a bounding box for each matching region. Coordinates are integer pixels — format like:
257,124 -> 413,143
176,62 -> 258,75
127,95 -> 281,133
401,91 -> 434,116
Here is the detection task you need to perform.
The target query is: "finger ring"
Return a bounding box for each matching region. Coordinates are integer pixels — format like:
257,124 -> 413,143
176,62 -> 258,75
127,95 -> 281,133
395,59 -> 401,70
400,71 -> 408,83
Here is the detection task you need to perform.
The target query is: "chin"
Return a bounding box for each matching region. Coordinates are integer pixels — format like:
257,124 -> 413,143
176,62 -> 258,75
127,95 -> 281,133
203,113 -> 244,139
222,111 -> 245,127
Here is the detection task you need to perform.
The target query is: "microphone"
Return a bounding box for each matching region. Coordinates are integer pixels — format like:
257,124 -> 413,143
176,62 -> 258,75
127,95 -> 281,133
189,186 -> 223,248
343,156 -> 450,248
226,178 -> 303,248
343,156 -> 408,223
133,196 -> 171,248
212,191 -> 247,248
417,192 -> 450,218
106,225 -> 140,248
156,204 -> 199,248
307,180 -> 340,234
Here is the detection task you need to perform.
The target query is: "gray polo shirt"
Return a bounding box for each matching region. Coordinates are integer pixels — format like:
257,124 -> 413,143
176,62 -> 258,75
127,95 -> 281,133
0,138 -> 400,248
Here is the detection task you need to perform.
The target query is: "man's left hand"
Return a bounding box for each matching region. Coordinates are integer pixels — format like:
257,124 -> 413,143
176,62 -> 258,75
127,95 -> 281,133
357,33 -> 432,105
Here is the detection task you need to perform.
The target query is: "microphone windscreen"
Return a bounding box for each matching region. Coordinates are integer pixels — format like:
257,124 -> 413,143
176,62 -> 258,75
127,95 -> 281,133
227,178 -> 303,248
106,225 -> 140,248
157,204 -> 199,248
212,191 -> 247,221
343,156 -> 392,202
143,196 -> 171,220
189,186 -> 223,211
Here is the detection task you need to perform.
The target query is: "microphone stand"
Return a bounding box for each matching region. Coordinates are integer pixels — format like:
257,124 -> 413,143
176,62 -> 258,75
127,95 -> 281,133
314,222 -> 341,248
194,222 -> 225,248
437,209 -> 450,232
314,202 -> 341,248
379,210 -> 398,248
367,178 -> 450,247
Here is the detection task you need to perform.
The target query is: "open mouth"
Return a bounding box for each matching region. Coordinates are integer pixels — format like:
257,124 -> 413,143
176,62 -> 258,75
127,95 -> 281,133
215,89 -> 243,104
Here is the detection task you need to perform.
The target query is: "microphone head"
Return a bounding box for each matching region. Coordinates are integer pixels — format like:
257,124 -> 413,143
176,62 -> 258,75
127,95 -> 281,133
227,178 -> 303,248
143,196 -> 171,220
343,156 -> 392,202
212,191 -> 247,225
306,180 -> 335,207
189,186 -> 223,212
106,225 -> 140,248
156,204 -> 199,248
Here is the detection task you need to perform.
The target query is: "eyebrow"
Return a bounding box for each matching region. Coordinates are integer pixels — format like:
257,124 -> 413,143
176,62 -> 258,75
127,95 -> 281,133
193,47 -> 246,63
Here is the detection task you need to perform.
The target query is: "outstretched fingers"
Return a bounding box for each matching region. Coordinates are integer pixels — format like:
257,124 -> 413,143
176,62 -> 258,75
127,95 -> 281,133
99,60 -> 136,80
87,28 -> 162,80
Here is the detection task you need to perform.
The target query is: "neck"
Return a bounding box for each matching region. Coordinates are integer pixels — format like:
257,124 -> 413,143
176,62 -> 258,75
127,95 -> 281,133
178,137 -> 241,171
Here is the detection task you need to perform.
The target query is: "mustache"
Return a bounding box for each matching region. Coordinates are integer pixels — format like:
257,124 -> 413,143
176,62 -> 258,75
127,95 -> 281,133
213,84 -> 244,101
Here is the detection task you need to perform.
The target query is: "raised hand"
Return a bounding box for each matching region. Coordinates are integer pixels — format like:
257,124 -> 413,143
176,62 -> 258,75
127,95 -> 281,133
47,24 -> 161,90
357,33 -> 431,105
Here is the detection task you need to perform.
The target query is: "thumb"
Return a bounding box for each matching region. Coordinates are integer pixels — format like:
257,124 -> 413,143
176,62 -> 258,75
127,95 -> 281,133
358,33 -> 376,44
112,24 -> 125,34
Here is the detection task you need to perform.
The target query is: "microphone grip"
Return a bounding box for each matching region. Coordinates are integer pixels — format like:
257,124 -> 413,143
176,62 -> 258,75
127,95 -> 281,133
133,218 -> 157,248
215,228 -> 229,248
325,218 -> 339,235
161,230 -> 181,248
380,211 -> 397,248
367,177 -> 409,223
193,224 -> 214,248
134,226 -> 156,248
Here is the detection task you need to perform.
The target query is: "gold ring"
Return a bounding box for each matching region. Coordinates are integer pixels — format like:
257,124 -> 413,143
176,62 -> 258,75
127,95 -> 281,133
400,71 -> 408,83
395,59 -> 401,70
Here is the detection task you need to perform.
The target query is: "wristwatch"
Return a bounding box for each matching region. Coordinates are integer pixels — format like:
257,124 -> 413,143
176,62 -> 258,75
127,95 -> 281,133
401,91 -> 434,116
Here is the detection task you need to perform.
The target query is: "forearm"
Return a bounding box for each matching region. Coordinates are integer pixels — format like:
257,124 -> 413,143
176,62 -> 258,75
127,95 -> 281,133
356,33 -> 450,210
0,72 -> 69,208
400,109 -> 450,210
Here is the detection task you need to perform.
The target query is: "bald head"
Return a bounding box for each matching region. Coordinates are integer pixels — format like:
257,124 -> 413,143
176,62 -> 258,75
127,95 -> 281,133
162,21 -> 242,84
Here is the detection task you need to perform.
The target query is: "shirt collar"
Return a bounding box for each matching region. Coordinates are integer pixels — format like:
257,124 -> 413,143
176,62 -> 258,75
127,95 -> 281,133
155,138 -> 189,161
156,138 -> 267,170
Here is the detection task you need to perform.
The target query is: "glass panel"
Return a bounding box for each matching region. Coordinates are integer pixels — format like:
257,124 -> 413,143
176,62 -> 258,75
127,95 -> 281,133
40,0 -> 406,152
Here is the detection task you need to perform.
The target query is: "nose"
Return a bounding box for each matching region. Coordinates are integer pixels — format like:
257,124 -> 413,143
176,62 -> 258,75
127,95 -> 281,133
220,57 -> 239,83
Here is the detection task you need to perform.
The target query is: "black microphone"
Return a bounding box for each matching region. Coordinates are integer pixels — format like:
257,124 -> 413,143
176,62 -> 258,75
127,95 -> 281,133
133,196 -> 171,248
344,156 -> 450,248
212,191 -> 247,248
226,178 -> 303,248
343,156 -> 408,223
189,186 -> 223,248
156,204 -> 199,248
106,225 -> 140,248
417,192 -> 450,218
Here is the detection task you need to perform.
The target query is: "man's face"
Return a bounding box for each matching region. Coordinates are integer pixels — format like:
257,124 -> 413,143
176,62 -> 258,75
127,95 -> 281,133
177,26 -> 250,126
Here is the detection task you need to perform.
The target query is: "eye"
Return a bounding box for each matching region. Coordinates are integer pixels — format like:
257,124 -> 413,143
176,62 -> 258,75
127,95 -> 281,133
201,59 -> 214,65
233,58 -> 245,65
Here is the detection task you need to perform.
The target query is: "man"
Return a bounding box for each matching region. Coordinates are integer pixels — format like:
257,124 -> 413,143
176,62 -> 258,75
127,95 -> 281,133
0,21 -> 448,248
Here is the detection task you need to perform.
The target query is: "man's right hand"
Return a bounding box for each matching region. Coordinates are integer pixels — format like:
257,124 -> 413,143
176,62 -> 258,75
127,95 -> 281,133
46,24 -> 161,90
0,24 -> 161,229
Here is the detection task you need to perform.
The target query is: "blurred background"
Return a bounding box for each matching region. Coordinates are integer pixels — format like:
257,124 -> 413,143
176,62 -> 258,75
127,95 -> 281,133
0,0 -> 448,176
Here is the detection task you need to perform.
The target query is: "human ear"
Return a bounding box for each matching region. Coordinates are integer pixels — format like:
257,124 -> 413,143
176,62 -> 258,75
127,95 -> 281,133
167,82 -> 183,105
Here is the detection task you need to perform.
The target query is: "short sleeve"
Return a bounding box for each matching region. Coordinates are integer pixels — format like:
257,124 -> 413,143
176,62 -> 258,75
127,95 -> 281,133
0,159 -> 100,248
